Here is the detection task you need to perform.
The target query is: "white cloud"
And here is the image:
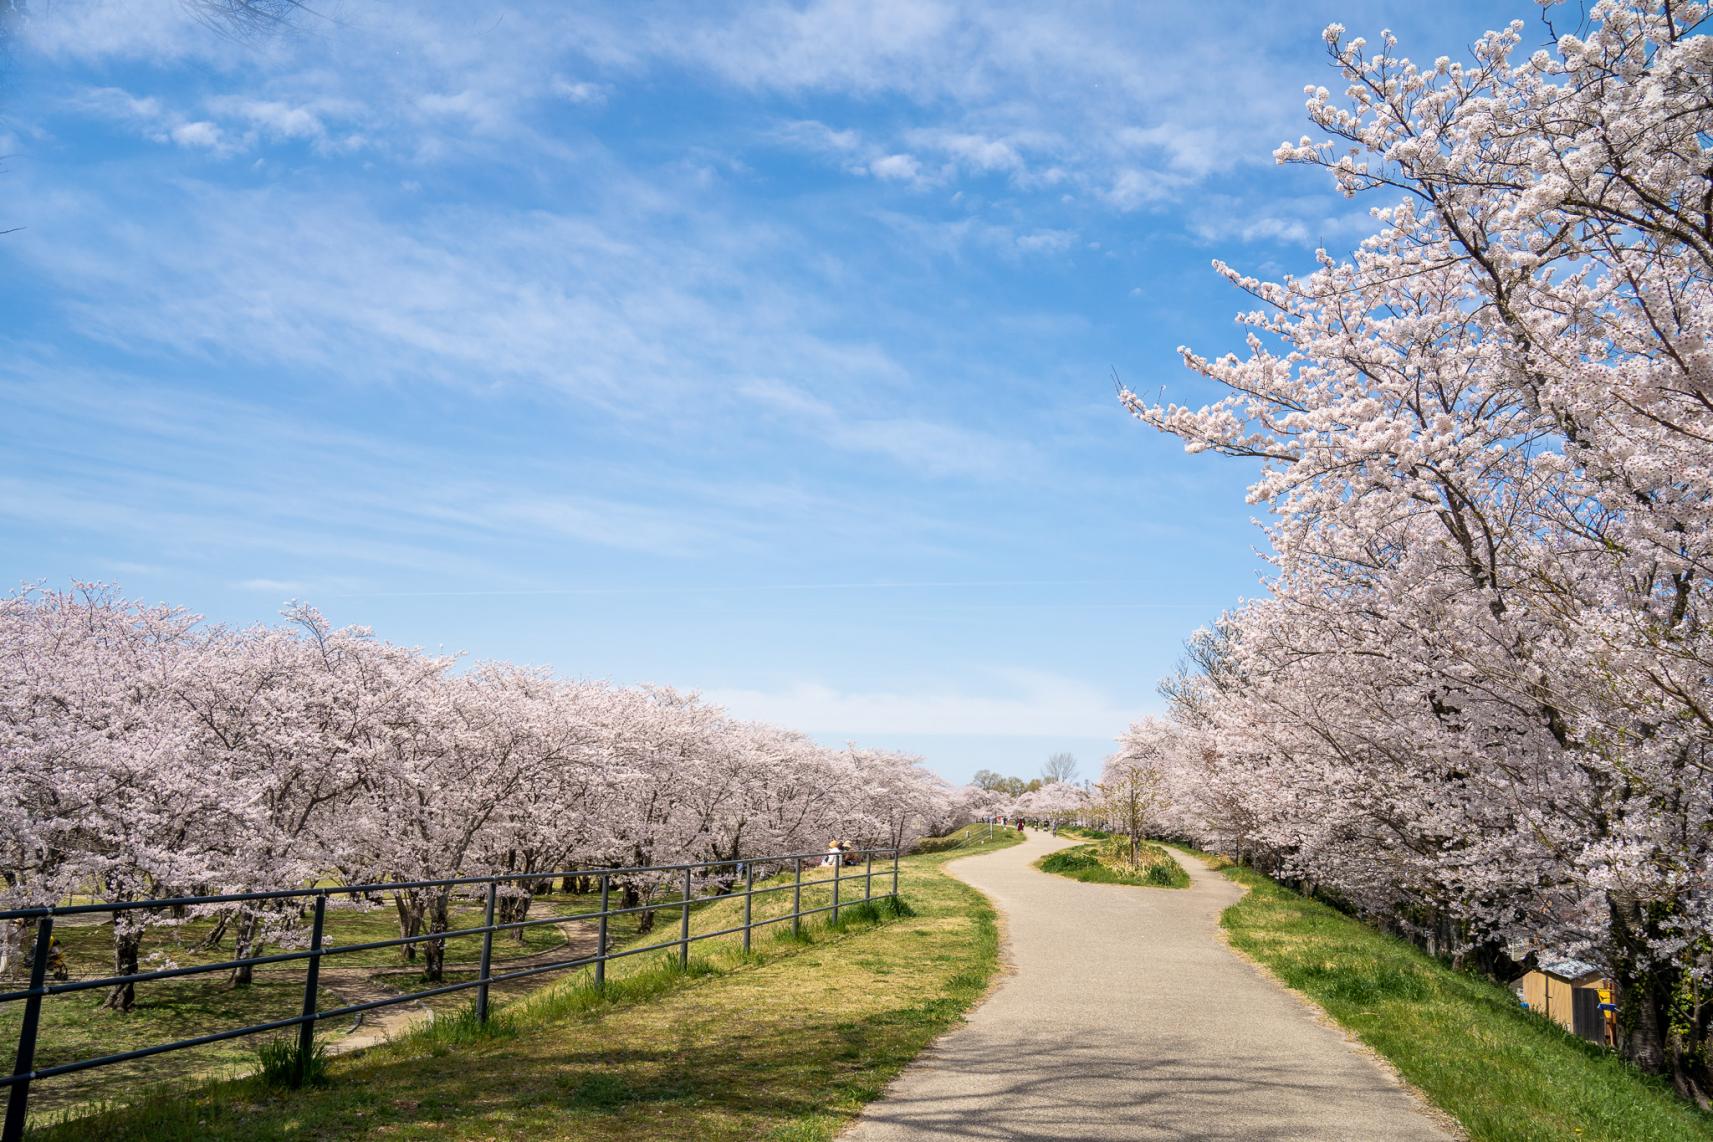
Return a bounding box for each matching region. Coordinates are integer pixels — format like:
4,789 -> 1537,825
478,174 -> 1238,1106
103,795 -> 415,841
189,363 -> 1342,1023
866,211 -> 1080,264
48,3 -> 1325,224
739,379 -> 1031,481
933,132 -> 1023,172
482,496 -> 724,556
552,77 -> 610,105
72,85 -> 239,154
704,668 -> 1138,738
638,1 -> 1314,208
869,152 -> 924,183
903,127 -> 1039,181
661,0 -> 963,98
226,99 -> 325,140
1014,228 -> 1075,254
773,118 -> 864,157
22,4 -> 220,64
13,173 -> 919,424
71,86 -> 355,158
1103,167 -> 1187,211
739,378 -> 837,419
1116,124 -> 1230,179
71,86 -> 163,123
169,120 -> 225,149
235,577 -> 307,593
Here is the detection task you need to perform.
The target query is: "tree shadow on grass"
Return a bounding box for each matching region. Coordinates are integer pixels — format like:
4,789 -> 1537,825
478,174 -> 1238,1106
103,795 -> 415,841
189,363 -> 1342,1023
60,1013 -> 1455,1142
47,994 -> 952,1140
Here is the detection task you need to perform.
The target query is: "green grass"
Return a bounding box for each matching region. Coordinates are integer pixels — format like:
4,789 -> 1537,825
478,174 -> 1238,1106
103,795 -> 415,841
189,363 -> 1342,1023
1060,825 -> 1112,840
252,1038 -> 330,1090
912,822 -> 1020,853
22,823 -> 1022,1140
1036,837 -> 1189,889
1199,853 -> 1713,1142
0,890 -> 627,1119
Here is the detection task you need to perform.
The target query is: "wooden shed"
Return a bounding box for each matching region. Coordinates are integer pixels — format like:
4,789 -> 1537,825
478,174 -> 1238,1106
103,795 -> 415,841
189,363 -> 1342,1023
1514,958 -> 1612,1046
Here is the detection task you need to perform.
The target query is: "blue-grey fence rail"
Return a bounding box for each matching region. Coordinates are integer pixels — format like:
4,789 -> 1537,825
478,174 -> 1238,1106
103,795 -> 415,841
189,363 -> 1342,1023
0,845 -> 902,1141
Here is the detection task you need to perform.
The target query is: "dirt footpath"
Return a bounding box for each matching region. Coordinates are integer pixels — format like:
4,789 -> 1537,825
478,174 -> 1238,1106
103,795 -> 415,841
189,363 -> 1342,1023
842,831 -> 1456,1141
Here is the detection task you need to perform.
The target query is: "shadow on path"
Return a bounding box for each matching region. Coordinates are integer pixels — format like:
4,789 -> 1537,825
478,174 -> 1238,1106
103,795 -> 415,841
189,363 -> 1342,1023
842,832 -> 1453,1141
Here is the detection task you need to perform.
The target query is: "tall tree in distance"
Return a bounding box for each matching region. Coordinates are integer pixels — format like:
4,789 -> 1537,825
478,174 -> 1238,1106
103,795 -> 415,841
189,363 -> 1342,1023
1098,725 -> 1170,869
1043,752 -> 1079,784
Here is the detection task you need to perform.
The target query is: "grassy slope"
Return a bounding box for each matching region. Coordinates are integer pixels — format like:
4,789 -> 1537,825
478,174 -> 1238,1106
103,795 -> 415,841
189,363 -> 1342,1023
27,824 -> 1022,1141
4,892 -> 624,1119
1037,836 -> 1189,889
1197,852 -> 1713,1142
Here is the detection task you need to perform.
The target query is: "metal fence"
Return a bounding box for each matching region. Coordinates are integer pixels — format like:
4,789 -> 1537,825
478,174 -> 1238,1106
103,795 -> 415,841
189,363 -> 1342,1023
0,846 -> 902,1141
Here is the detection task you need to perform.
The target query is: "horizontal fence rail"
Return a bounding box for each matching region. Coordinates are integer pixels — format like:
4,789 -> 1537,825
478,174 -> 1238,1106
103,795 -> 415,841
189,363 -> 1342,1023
0,846 -> 902,1141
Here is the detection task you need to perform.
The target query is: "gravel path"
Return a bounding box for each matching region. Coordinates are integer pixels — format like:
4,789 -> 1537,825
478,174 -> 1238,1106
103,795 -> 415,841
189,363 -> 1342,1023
843,831 -> 1457,1141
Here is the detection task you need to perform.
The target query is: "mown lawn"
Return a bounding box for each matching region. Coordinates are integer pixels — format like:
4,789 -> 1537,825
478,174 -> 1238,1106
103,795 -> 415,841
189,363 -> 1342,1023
24,824 -> 1021,1140
1198,852 -> 1713,1142
1037,836 -> 1188,888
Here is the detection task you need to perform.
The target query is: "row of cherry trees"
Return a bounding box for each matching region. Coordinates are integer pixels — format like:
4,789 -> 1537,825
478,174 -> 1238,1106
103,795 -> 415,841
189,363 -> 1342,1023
1116,1 -> 1711,1098
0,583 -> 961,1005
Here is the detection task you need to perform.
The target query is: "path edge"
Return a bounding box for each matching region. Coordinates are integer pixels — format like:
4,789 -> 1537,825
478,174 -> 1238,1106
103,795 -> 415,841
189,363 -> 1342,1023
1168,845 -> 1470,1142
832,837 -> 1058,1139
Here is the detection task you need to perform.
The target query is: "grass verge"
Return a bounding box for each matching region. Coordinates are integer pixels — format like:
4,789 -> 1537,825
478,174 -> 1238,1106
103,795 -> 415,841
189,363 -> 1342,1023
1037,837 -> 1188,889
2,891 -> 623,1119
24,823 -> 1021,1141
912,822 -> 1020,854
1198,852 -> 1713,1142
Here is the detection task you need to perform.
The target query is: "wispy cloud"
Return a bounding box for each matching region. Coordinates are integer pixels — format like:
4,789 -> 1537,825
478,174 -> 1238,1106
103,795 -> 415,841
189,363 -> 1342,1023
234,577 -> 307,593
739,379 -> 1033,480
3,0 -> 1401,771
704,667 -> 1142,738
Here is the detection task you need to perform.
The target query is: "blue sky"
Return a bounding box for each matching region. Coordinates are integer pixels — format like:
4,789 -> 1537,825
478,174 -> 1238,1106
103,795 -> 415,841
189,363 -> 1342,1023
1,0 -> 1536,784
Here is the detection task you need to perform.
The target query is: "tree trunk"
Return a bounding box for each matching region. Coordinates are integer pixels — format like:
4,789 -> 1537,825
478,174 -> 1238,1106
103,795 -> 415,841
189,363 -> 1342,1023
499,889 -> 533,943
393,893 -> 423,963
105,928 -> 141,1011
1608,896 -> 1674,1078
622,883 -> 655,934
200,912 -> 230,952
420,896 -> 451,982
229,913 -> 260,986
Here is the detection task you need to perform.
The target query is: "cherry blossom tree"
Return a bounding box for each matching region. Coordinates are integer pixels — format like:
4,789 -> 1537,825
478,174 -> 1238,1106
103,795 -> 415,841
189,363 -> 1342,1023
0,585 -> 256,1008
0,582 -> 958,996
1013,780 -> 1086,827
1095,726 -> 1173,868
1121,0 -> 1712,1096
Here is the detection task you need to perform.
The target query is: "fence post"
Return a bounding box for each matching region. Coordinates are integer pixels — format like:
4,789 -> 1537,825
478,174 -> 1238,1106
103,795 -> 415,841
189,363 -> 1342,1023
892,847 -> 900,898
865,852 -> 873,902
832,854 -> 841,925
475,880 -> 497,1024
297,894 -> 326,1084
792,857 -> 803,937
679,867 -> 692,969
595,873 -> 609,989
742,861 -> 755,955
3,915 -> 54,1142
